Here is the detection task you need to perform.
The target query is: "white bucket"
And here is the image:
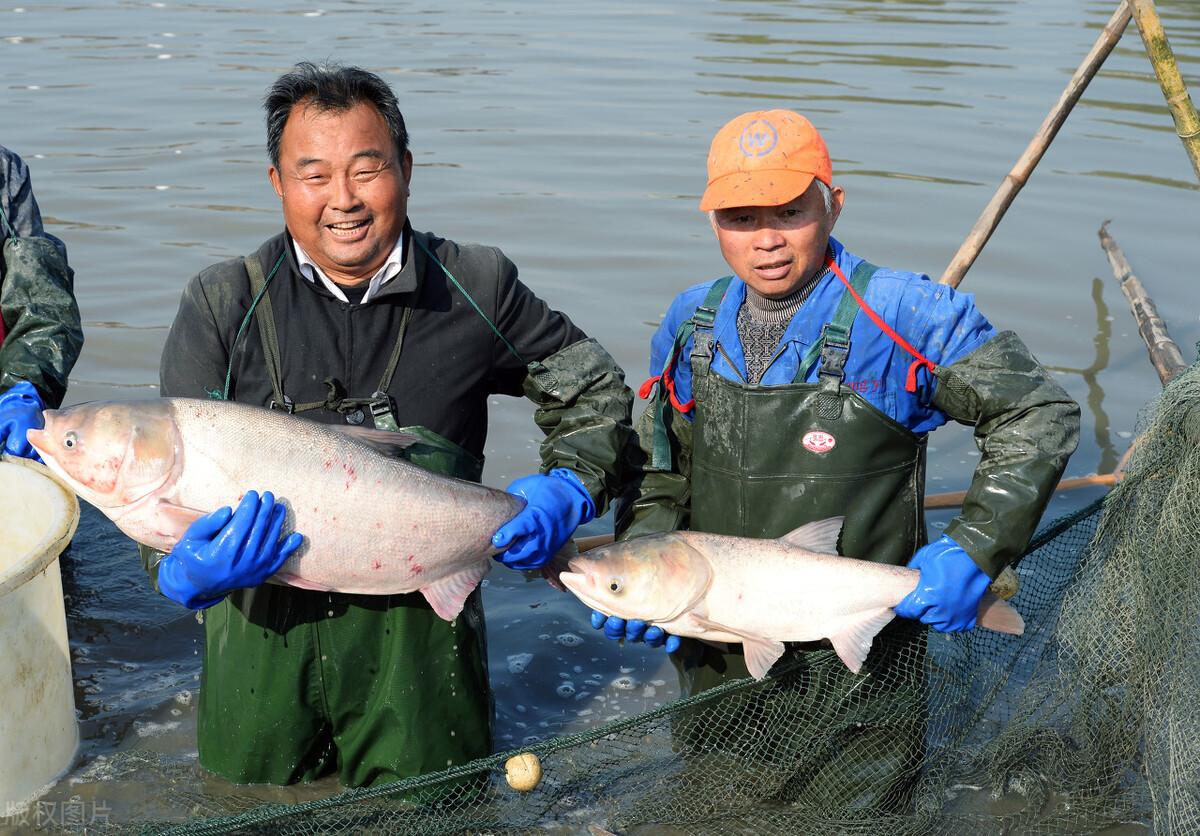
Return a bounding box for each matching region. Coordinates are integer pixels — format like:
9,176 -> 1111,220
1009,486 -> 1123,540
0,455 -> 79,810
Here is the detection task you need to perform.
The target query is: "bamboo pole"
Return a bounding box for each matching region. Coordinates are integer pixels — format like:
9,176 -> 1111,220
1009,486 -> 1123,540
1098,221 -> 1188,385
939,3 -> 1132,288
1131,0 -> 1200,183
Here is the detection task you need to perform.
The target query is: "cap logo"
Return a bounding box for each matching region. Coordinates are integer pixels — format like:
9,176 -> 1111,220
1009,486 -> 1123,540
802,430 -> 836,454
738,119 -> 778,158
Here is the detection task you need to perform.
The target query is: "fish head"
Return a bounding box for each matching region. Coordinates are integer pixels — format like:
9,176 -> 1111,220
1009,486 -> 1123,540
558,534 -> 712,623
26,400 -> 182,510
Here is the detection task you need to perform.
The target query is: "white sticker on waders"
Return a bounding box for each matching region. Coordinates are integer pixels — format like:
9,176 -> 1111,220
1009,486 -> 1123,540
802,431 -> 836,454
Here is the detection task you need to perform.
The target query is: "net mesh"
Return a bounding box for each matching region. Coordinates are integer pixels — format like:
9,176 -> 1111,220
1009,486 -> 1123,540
111,359 -> 1200,834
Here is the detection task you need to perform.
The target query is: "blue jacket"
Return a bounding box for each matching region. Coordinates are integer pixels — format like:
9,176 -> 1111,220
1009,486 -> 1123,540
648,237 -> 995,435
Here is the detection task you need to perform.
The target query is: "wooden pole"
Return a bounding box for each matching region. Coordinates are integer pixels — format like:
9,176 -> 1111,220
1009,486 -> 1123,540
923,474 -> 1117,510
576,456 -> 1132,552
1098,221 -> 1188,385
1130,0 -> 1200,183
939,3 -> 1132,288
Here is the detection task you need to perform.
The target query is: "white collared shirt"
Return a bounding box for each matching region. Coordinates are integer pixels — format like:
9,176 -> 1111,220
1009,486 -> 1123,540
292,231 -> 407,304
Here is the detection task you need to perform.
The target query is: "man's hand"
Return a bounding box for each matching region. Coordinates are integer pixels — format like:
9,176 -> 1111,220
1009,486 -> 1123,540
157,491 -> 303,610
0,380 -> 44,460
590,611 -> 682,653
491,468 -> 595,571
894,534 -> 990,632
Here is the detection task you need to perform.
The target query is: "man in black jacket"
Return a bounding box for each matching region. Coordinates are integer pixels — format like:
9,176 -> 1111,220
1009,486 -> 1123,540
148,62 -> 633,787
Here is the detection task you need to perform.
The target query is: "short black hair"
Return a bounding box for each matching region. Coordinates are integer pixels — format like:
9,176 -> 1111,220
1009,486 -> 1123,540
263,61 -> 408,169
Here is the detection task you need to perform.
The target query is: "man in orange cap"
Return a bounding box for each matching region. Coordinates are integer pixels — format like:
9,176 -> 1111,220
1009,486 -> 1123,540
588,110 -> 1079,809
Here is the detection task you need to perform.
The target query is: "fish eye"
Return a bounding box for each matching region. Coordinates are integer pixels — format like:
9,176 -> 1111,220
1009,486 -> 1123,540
607,576 -> 623,594
63,431 -> 78,449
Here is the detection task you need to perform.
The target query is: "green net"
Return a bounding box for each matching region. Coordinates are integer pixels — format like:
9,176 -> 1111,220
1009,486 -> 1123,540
100,358 -> 1200,834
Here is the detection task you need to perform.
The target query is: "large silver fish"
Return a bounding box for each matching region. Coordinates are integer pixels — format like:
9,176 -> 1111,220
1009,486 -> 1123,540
558,517 -> 1025,679
26,398 -> 524,621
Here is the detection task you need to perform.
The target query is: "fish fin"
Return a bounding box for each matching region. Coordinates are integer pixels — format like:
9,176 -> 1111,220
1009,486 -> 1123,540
776,516 -> 845,555
687,614 -> 785,680
150,500 -> 208,542
331,426 -> 421,456
976,592 -> 1025,635
741,635 -> 787,680
420,558 -> 492,622
828,607 -> 894,673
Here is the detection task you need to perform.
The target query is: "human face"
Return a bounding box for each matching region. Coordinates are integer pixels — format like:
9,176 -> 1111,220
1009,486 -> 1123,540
711,181 -> 845,299
268,101 -> 411,286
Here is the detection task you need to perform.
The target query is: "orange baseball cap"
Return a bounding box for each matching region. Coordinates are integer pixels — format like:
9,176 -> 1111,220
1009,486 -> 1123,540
699,110 -> 832,212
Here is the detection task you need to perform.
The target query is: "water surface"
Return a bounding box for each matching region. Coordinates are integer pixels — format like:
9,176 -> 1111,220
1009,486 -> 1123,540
1,0 -> 1196,828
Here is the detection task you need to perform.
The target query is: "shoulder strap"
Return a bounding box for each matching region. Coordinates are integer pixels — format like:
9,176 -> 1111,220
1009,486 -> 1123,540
219,251 -> 286,402
638,276 -> 733,470
242,253 -> 289,409
795,258 -> 878,384
412,233 -> 527,366
638,276 -> 733,410
687,276 -> 733,384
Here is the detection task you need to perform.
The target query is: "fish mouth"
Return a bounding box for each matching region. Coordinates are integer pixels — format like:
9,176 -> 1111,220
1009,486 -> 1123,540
561,558 -> 599,595
556,569 -> 605,611
24,426 -> 48,454
557,569 -> 589,594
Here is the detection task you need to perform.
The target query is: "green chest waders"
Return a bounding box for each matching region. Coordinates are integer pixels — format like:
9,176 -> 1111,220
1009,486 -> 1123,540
197,249 -> 499,789
667,262 -> 929,812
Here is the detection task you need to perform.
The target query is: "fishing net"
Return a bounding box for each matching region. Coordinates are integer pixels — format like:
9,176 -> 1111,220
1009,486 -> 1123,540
74,357 -> 1200,834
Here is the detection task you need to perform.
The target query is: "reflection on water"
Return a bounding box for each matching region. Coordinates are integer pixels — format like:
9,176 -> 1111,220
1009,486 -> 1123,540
1045,277 -> 1120,475
1,0 -> 1197,828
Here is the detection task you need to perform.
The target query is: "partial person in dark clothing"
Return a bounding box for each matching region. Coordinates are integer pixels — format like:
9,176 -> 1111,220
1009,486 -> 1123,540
0,145 -> 83,458
144,62 -> 633,787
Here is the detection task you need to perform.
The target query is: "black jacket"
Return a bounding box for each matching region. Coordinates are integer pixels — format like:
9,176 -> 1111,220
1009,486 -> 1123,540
160,225 -> 633,508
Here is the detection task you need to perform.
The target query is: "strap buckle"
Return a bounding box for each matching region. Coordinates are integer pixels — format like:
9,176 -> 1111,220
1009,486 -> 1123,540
817,323 -> 850,384
368,391 -> 400,432
691,303 -> 719,329
269,394 -> 295,414
689,329 -> 714,365
368,391 -> 396,421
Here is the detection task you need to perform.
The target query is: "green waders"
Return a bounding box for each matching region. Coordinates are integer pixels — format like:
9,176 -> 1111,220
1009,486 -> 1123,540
668,263 -> 929,813
196,434 -> 493,788
196,252 -> 496,788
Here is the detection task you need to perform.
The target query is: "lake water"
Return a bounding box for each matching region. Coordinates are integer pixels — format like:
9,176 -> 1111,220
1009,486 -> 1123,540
2,0 -> 1197,830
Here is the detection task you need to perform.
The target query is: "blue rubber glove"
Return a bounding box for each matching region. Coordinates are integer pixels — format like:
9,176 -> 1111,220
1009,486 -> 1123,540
590,611 -> 682,653
491,468 -> 596,571
894,534 -> 991,632
0,380 -> 45,460
157,491 -> 304,610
